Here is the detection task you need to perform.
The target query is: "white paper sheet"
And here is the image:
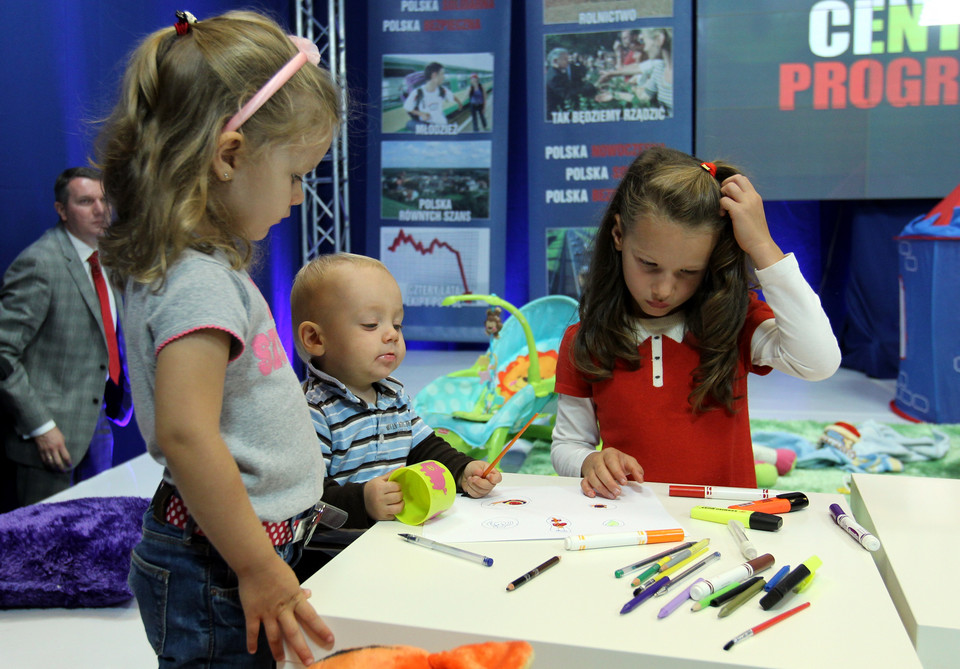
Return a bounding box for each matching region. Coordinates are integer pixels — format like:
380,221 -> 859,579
420,482 -> 682,543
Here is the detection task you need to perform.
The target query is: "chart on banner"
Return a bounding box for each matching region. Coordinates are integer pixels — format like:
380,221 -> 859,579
380,226 -> 491,307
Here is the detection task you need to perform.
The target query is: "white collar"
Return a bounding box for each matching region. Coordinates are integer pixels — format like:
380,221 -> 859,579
631,311 -> 686,344
64,228 -> 97,263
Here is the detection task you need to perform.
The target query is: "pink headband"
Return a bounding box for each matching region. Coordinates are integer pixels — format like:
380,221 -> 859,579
222,35 -> 321,133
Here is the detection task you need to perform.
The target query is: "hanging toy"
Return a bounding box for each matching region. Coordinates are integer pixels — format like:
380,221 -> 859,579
484,306 -> 503,338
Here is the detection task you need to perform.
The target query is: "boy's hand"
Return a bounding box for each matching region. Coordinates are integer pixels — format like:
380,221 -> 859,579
580,448 -> 644,499
719,174 -> 784,270
362,474 -> 404,521
460,460 -> 502,498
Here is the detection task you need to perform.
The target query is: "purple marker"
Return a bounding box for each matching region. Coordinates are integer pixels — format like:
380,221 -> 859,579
829,503 -> 881,551
658,579 -> 702,619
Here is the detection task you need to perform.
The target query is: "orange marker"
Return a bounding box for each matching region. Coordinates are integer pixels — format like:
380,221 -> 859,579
728,492 -> 808,514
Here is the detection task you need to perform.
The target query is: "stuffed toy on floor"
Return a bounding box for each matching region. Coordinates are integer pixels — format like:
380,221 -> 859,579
307,640 -> 534,668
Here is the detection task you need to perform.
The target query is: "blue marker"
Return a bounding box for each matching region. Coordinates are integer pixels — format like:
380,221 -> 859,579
398,533 -> 493,567
764,565 -> 790,592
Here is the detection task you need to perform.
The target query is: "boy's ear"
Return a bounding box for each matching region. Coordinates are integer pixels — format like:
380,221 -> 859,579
212,131 -> 245,182
298,320 -> 325,358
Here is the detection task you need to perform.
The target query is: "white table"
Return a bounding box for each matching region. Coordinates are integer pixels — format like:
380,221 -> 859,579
0,453 -> 162,668
293,473 -> 921,669
850,474 -> 960,669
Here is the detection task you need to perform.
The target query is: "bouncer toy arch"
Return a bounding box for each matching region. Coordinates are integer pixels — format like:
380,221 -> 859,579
413,293 -> 579,462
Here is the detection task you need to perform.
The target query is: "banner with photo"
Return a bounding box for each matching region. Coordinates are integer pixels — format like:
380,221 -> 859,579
527,1 -> 693,300
366,1 -> 510,342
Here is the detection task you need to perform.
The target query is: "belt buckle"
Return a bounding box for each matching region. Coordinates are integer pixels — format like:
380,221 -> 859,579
293,500 -> 348,545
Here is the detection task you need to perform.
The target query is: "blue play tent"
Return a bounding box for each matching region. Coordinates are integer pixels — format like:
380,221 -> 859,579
893,184 -> 960,423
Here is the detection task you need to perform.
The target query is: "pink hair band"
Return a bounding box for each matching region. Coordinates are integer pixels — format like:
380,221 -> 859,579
223,50 -> 308,133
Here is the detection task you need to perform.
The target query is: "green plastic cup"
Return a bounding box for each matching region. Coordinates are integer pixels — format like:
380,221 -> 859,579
388,460 -> 456,525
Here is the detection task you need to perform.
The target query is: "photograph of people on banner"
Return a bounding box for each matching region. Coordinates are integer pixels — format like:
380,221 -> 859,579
382,53 -> 494,135
545,27 -> 673,122
542,0 -> 672,26
546,226 -> 596,299
381,140 -> 491,222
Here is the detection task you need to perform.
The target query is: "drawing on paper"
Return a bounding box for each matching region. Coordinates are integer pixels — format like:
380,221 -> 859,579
482,517 -> 519,530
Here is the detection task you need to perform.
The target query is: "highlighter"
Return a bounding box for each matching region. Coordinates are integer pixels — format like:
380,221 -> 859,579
759,556 -> 822,610
728,492 -> 809,514
690,505 -> 783,532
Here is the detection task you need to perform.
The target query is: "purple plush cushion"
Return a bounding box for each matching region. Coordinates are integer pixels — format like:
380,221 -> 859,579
0,496 -> 148,609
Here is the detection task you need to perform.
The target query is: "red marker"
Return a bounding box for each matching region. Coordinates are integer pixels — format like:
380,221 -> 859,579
669,485 -> 778,501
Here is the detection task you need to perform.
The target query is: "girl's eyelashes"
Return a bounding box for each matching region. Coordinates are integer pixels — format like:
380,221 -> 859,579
393,323 -> 403,331
292,173 -> 304,184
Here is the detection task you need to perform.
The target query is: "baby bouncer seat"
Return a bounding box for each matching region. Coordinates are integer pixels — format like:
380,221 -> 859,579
413,294 -> 579,463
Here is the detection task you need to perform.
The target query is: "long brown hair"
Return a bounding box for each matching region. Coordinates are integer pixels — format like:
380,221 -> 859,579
96,11 -> 341,287
571,146 -> 752,412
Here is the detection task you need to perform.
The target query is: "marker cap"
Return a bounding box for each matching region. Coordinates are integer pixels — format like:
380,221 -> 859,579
747,510 -> 783,532
776,492 -> 809,511
746,553 -> 776,574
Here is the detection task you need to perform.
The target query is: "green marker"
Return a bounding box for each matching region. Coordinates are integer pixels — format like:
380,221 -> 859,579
691,581 -> 741,611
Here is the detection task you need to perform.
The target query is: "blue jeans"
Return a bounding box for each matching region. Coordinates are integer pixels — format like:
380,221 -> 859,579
128,506 -> 303,668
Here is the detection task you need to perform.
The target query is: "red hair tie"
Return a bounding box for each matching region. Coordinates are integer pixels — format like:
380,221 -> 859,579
700,162 -> 717,177
175,10 -> 197,36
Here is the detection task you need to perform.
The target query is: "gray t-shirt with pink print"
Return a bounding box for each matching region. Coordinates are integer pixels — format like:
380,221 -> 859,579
123,249 -> 324,522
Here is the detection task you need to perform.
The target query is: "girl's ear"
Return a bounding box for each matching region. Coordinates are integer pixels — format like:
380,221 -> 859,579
212,131 -> 245,182
612,213 -> 624,251
298,321 -> 325,358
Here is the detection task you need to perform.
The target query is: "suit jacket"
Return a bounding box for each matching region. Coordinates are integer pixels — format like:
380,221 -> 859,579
0,225 -> 130,469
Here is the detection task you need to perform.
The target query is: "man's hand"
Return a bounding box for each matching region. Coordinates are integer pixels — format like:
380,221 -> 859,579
35,427 -> 71,471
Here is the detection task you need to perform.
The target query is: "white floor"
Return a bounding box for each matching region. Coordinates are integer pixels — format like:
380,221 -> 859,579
401,349 -> 906,425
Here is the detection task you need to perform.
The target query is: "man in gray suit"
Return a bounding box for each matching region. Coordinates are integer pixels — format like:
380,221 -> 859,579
0,167 -> 131,508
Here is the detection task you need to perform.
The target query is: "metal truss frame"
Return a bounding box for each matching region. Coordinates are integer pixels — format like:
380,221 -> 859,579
293,0 -> 350,263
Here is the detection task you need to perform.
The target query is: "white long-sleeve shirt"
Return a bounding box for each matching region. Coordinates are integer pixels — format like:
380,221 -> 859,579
550,253 -> 841,478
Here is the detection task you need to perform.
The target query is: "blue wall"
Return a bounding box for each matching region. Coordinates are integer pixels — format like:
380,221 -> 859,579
0,1 -> 293,465
1,2 -> 938,469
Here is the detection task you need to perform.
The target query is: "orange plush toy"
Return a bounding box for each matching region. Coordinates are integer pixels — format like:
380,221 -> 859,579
307,640 -> 534,669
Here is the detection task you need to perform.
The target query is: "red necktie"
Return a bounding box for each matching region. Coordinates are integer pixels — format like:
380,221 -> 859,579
88,251 -> 121,384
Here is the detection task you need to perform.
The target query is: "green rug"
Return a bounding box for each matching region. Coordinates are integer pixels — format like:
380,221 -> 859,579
510,420 -> 960,496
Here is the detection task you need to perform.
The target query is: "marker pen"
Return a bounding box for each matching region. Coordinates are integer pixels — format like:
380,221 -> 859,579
709,576 -> 763,607
690,506 -> 782,532
717,577 -> 767,618
727,519 -> 757,559
759,556 -> 822,610
689,553 -> 775,600
829,503 -> 881,551
564,527 -> 685,551
620,577 -> 668,614
658,579 -> 701,619
670,485 -> 778,501
728,492 -> 809,514
691,581 -> 741,611
764,565 -> 790,592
